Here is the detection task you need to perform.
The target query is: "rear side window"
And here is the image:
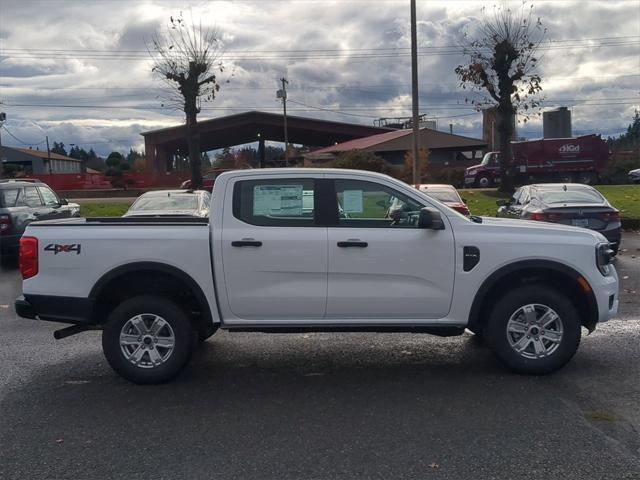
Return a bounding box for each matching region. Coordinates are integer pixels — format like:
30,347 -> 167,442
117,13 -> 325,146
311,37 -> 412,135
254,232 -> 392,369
0,188 -> 26,207
24,187 -> 43,207
233,178 -> 316,226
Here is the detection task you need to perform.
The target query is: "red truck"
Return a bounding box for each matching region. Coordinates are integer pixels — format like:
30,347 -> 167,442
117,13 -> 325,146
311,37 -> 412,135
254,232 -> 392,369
464,134 -> 609,188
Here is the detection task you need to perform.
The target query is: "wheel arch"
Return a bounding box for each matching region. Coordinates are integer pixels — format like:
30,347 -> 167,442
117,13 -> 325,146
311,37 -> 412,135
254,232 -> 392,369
467,260 -> 599,333
89,261 -> 215,334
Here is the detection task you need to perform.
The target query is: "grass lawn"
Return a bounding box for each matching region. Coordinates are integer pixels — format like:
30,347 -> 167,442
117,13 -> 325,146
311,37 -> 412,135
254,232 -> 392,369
79,202 -> 131,218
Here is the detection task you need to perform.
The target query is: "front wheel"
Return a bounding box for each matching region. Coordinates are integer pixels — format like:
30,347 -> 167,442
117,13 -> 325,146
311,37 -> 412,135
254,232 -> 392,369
475,175 -> 493,188
485,286 -> 581,374
102,295 -> 195,384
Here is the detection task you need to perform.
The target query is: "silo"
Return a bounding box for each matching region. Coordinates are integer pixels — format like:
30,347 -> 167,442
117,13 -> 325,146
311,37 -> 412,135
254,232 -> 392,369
543,107 -> 572,138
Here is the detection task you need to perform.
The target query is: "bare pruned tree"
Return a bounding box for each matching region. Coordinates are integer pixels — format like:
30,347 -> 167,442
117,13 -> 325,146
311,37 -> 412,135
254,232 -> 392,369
148,14 -> 225,189
456,2 -> 546,192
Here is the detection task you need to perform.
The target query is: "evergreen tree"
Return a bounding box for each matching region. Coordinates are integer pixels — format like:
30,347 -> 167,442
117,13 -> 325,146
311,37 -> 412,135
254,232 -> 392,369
51,142 -> 68,156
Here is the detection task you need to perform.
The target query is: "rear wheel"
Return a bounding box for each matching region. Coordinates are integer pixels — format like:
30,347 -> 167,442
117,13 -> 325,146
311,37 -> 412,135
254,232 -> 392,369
485,286 -> 581,374
102,295 -> 195,384
576,172 -> 595,185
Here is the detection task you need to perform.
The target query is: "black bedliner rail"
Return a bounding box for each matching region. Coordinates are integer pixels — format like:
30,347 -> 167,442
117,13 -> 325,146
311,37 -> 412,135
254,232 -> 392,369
29,216 -> 209,226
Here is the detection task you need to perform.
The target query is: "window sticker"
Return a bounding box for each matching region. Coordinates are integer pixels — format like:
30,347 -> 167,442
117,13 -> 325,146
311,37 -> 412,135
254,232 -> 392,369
342,189 -> 364,213
253,185 -> 303,216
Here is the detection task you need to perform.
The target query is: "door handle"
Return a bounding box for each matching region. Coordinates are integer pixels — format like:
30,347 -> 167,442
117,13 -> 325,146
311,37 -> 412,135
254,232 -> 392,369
337,241 -> 368,248
232,240 -> 262,247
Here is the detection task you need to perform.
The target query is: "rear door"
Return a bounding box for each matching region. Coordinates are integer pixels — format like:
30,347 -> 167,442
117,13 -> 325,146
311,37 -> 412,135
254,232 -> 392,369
325,176 -> 455,320
219,175 -> 328,321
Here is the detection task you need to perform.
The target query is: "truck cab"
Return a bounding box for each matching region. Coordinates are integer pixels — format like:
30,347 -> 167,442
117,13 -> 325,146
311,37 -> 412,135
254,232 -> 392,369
464,152 -> 501,188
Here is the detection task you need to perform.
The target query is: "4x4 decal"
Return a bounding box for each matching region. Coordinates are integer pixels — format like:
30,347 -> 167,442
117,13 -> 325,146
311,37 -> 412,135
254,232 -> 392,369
45,243 -> 82,255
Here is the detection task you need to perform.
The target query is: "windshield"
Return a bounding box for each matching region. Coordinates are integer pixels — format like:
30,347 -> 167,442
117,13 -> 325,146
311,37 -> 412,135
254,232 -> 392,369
423,189 -> 461,203
130,193 -> 199,212
539,188 -> 605,204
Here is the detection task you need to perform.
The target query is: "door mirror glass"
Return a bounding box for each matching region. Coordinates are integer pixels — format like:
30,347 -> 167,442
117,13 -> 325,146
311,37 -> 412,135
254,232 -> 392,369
496,199 -> 509,207
60,198 -> 69,206
418,208 -> 445,230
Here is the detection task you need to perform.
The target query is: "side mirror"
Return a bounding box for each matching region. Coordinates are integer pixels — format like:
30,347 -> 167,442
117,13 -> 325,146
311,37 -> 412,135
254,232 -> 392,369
496,199 -> 509,207
376,199 -> 388,208
59,198 -> 69,206
418,207 -> 445,230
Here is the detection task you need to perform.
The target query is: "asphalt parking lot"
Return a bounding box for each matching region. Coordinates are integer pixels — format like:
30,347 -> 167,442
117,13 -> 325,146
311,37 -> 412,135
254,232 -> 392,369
1,234 -> 639,480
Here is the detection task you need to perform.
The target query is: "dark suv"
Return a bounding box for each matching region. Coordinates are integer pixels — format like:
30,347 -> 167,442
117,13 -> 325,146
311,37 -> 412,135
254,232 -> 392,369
0,179 -> 80,257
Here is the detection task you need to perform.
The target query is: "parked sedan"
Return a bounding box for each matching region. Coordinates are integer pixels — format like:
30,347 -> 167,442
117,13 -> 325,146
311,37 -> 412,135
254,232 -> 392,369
629,168 -> 640,184
496,183 -> 621,253
124,190 -> 211,218
415,184 -> 470,216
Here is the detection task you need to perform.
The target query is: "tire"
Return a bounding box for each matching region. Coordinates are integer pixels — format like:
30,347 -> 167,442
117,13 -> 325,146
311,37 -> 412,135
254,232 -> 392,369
484,286 -> 581,374
102,295 -> 195,384
559,173 -> 575,183
576,172 -> 595,185
476,175 -> 492,188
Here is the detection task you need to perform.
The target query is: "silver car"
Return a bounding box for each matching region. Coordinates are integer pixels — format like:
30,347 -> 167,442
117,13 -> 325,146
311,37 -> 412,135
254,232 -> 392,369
629,168 -> 640,184
124,190 -> 211,218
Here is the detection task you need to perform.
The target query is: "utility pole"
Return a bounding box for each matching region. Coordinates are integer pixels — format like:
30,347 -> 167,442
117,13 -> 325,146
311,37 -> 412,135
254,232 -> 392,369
277,77 -> 289,167
0,112 -> 5,180
46,135 -> 53,175
410,0 -> 420,185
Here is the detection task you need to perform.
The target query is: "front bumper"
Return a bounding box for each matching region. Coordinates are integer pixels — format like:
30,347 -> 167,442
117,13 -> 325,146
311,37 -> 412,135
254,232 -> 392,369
591,268 -> 619,323
15,295 -> 94,324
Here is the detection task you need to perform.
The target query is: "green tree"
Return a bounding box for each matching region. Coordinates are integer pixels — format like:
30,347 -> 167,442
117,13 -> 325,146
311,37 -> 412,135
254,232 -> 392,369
455,2 -> 545,192
327,150 -> 392,175
213,147 -> 236,169
105,152 -> 131,188
608,110 -> 640,152
149,13 -> 227,189
51,142 -> 67,156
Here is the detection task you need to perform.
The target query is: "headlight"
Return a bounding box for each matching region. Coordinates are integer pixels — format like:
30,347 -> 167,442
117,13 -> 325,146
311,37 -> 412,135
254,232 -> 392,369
595,242 -> 614,275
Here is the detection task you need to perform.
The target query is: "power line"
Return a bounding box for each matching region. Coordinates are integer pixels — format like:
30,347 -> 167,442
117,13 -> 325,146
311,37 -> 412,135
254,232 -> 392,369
1,125 -> 47,146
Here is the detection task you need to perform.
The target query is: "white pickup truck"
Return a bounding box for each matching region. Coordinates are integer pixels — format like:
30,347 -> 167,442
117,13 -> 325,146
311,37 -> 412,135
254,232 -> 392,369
15,169 -> 619,384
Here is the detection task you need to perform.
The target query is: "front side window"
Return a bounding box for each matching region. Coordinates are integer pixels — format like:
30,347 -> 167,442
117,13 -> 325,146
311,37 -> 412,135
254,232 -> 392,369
38,186 -> 60,207
234,178 -> 316,226
334,179 -> 423,228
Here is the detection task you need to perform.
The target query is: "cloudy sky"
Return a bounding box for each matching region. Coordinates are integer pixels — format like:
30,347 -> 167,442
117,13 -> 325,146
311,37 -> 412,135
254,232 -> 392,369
0,0 -> 638,156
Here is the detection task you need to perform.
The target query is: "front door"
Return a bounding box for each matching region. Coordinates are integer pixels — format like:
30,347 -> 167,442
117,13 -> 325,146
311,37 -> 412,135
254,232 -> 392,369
326,178 -> 455,320
220,176 -> 327,321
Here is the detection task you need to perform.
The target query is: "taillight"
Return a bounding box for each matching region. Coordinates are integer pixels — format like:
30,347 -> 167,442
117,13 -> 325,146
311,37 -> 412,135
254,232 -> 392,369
0,214 -> 11,232
19,236 -> 38,280
600,211 -> 620,223
529,212 -> 548,221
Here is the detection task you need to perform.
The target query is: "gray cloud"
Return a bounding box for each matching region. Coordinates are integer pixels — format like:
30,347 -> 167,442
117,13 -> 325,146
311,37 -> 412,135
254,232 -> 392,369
0,0 -> 637,155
